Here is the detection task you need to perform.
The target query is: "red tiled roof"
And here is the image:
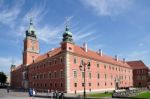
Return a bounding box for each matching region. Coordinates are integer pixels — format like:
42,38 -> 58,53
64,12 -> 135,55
14,64 -> 23,70
28,44 -> 131,68
73,45 -> 131,68
127,60 -> 148,69
34,47 -> 62,63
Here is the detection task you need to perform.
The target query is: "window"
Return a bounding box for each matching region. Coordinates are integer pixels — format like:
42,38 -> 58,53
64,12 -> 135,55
40,74 -> 43,79
88,60 -> 91,66
73,70 -> 77,78
137,76 -> 140,80
60,70 -> 64,78
74,57 -> 77,64
97,63 -> 99,68
109,66 -> 111,70
32,56 -> 35,63
111,75 -> 113,79
74,83 -> 77,87
104,65 -> 106,69
44,73 -> 46,78
49,61 -> 51,66
89,72 -> 91,79
81,59 -> 84,65
82,72 -> 85,78
105,74 -> 107,79
112,67 -> 114,70
105,82 -> 107,86
54,71 -> 57,78
60,58 -> 63,63
48,73 -> 51,79
97,73 -> 100,79
98,82 -> 99,86
142,76 -> 146,80
50,83 -> 52,87
60,83 -> 63,87
82,83 -> 85,87
89,83 -> 91,86
54,60 -> 56,64
69,47 -> 72,50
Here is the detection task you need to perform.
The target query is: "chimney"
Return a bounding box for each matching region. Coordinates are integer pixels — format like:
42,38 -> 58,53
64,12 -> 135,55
83,43 -> 87,52
115,55 -> 118,61
123,58 -> 125,63
99,49 -> 102,56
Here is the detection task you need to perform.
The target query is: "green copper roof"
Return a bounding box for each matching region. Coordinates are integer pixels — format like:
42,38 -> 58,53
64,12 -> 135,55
62,25 -> 74,43
26,18 -> 37,38
28,18 -> 35,33
64,26 -> 72,36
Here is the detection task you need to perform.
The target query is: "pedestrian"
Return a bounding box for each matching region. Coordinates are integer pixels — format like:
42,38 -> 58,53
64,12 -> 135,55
33,88 -> 35,96
47,89 -> 50,95
7,87 -> 9,93
28,88 -> 33,98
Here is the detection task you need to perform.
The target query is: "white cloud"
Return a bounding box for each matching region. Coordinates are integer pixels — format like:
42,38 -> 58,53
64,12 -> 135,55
0,57 -> 22,74
0,0 -> 24,27
71,22 -> 99,43
14,0 -> 48,37
139,43 -> 144,47
81,0 -> 133,16
36,24 -> 64,44
23,0 -> 48,25
127,50 -> 149,60
0,0 -> 100,45
0,57 -> 22,67
119,50 -> 150,67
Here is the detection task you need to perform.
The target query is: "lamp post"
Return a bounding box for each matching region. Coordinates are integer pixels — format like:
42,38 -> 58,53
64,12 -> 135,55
79,61 -> 91,99
115,77 -> 120,90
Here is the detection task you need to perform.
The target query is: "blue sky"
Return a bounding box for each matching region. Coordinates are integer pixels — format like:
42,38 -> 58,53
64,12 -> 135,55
0,0 -> 150,74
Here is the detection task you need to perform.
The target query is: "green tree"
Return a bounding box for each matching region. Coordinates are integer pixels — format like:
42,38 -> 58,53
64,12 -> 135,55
0,72 -> 7,85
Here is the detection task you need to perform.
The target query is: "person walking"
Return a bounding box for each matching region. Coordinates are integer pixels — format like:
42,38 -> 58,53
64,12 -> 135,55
7,87 -> 9,93
28,88 -> 33,99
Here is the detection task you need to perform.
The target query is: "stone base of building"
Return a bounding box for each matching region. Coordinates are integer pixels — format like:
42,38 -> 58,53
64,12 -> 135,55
68,88 -> 115,94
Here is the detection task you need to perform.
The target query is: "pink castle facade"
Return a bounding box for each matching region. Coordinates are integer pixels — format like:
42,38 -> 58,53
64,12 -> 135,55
11,19 -> 133,93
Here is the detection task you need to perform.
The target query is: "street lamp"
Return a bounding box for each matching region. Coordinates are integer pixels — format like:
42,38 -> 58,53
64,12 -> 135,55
115,77 -> 120,90
79,61 -> 91,99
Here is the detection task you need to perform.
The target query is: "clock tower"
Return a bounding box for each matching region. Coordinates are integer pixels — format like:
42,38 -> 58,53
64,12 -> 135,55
23,18 -> 39,65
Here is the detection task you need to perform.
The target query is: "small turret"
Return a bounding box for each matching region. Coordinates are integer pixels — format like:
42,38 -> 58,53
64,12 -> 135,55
11,64 -> 16,71
26,18 -> 36,38
62,25 -> 74,43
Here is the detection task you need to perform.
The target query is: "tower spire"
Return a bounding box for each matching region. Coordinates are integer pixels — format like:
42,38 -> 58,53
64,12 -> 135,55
62,17 -> 74,43
65,17 -> 71,31
30,17 -> 33,25
26,18 -> 36,38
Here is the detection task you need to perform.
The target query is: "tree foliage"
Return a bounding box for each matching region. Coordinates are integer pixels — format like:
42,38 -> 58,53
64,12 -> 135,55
0,72 -> 7,84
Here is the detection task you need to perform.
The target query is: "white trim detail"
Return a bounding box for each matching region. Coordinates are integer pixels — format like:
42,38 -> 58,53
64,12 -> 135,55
65,52 -> 70,93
